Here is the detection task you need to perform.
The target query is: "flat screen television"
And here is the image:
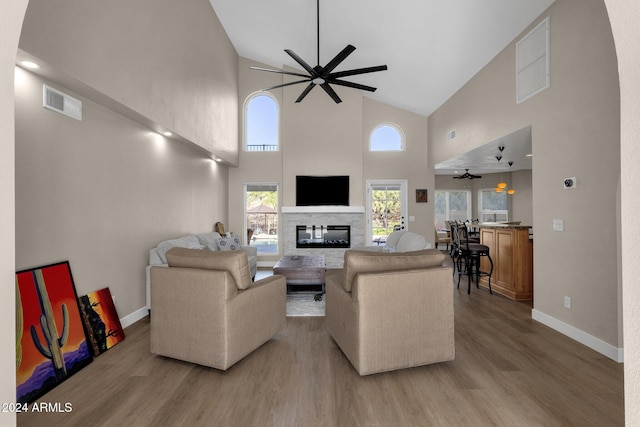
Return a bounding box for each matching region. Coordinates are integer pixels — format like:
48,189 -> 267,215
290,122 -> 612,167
296,175 -> 349,206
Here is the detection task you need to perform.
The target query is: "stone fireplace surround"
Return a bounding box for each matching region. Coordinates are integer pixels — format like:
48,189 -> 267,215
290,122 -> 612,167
282,206 -> 365,268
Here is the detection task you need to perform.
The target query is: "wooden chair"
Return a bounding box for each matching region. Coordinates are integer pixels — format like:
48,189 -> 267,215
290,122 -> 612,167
435,226 -> 452,250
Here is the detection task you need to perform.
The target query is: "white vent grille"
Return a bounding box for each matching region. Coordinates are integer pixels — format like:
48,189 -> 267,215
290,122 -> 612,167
516,16 -> 550,104
43,84 -> 82,121
446,129 -> 456,142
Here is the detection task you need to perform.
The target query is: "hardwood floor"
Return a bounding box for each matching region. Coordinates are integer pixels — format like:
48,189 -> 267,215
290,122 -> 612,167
18,273 -> 623,426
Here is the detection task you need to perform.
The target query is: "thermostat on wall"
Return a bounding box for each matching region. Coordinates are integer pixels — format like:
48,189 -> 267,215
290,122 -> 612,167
563,177 -> 577,189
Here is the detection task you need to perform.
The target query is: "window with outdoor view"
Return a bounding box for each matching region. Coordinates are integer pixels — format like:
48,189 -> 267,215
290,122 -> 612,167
479,188 -> 508,223
434,190 -> 471,230
244,183 -> 278,254
244,93 -> 279,152
370,124 -> 404,151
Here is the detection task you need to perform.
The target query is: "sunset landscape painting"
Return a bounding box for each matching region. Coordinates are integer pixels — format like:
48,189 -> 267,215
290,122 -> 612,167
79,287 -> 125,356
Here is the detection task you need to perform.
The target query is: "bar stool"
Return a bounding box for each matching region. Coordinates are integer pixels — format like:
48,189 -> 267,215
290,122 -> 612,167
452,223 -> 493,295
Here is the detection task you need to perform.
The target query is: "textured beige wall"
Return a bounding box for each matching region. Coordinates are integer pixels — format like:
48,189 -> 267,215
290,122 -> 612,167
429,0 -> 621,347
14,69 -> 229,318
605,0 -> 640,422
280,72 -> 364,207
14,0 -> 238,317
511,170 -> 533,226
1,1 -> 27,423
19,0 -> 239,163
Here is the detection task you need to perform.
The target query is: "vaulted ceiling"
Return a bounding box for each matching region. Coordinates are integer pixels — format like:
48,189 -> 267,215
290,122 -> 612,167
209,0 -> 555,117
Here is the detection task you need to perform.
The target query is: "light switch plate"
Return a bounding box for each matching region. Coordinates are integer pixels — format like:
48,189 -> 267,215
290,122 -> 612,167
553,219 -> 564,232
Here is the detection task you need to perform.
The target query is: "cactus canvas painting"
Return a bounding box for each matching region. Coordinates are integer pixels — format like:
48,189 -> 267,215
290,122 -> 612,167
16,261 -> 93,404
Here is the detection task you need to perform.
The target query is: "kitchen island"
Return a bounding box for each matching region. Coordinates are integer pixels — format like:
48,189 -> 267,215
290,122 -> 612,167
479,224 -> 533,301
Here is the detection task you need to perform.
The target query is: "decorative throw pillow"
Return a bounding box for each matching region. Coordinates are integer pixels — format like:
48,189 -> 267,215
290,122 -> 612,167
216,236 -> 242,251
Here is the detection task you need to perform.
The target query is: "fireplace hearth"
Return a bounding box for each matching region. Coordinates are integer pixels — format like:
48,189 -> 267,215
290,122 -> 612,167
296,225 -> 350,249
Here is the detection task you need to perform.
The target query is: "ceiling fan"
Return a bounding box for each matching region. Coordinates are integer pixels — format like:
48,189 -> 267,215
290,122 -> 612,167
250,0 -> 388,104
453,169 -> 482,180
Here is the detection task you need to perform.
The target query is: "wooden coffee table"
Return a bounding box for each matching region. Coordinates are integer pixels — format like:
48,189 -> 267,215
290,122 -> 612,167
273,255 -> 326,300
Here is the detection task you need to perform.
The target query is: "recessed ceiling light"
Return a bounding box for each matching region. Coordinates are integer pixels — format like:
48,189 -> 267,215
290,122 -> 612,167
162,131 -> 172,137
20,60 -> 39,70
526,153 -> 533,157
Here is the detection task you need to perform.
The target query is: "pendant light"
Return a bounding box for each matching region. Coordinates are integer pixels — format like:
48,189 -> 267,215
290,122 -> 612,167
494,147 -> 515,195
496,146 -> 507,189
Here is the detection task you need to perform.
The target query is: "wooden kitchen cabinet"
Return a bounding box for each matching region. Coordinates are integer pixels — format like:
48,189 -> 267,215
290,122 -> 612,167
479,226 -> 533,301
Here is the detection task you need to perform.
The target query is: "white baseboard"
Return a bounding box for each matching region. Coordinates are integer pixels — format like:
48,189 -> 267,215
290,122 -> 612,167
531,309 -> 623,363
120,306 -> 149,329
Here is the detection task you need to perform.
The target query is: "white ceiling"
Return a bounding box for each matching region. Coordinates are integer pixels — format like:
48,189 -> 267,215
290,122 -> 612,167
209,0 -> 555,117
433,126 -> 532,175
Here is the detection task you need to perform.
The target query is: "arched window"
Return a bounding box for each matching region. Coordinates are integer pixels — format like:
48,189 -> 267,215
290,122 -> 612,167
244,92 -> 279,151
369,124 -> 404,151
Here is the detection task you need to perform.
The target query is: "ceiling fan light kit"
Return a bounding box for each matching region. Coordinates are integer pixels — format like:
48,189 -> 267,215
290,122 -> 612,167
250,0 -> 387,104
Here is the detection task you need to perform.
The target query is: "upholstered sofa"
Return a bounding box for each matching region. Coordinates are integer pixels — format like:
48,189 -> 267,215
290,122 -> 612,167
145,232 -> 257,310
355,230 -> 429,253
325,249 -> 454,375
150,247 -> 285,370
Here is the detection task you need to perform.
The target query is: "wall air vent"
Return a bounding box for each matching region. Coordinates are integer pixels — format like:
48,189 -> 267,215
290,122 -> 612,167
446,129 -> 456,142
43,84 -> 82,121
516,16 -> 550,104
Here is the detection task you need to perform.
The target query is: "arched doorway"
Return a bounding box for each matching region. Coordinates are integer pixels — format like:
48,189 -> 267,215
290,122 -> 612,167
2,1 -> 639,426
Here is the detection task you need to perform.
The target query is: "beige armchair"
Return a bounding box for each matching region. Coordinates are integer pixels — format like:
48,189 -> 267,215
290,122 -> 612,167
150,247 -> 286,370
325,249 -> 454,375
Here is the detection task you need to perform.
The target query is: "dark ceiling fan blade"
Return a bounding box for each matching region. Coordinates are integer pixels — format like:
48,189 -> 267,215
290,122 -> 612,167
330,65 -> 388,79
254,0 -> 387,104
284,49 -> 316,75
250,66 -> 310,79
262,78 -> 312,91
295,83 -> 317,103
328,79 -> 377,92
323,44 -> 356,74
320,83 -> 342,104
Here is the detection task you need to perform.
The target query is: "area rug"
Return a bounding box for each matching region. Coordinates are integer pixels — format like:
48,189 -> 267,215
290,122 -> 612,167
286,292 -> 325,317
